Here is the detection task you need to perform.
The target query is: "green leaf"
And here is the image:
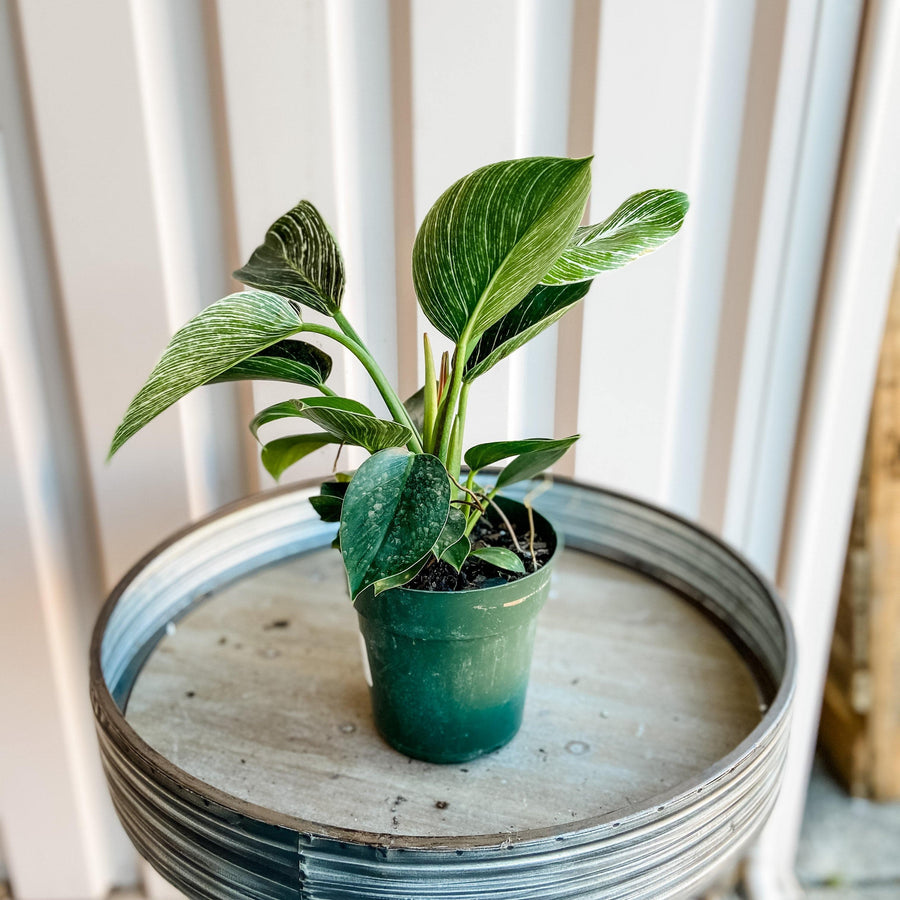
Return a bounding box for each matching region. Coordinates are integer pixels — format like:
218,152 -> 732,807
542,189 -> 688,285
465,435 -> 579,475
441,535 -> 470,572
340,450 -> 451,601
233,200 -> 345,316
310,481 -> 349,523
249,397 -> 410,453
496,435 -> 580,488
471,547 -> 526,574
464,281 -> 591,381
210,340 -> 332,388
433,507 -> 467,559
259,433 -> 338,480
321,480 -> 350,498
310,494 -> 343,523
403,386 -> 426,433
412,156 -> 592,343
110,291 -> 303,457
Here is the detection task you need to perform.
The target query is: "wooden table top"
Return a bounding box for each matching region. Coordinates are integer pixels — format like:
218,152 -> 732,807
126,544 -> 762,839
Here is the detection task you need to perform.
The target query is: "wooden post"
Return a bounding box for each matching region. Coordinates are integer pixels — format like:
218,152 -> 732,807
820,251 -> 900,800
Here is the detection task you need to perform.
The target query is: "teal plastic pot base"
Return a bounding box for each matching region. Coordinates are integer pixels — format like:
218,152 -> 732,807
372,711 -> 522,765
369,674 -> 529,764
356,499 -> 558,765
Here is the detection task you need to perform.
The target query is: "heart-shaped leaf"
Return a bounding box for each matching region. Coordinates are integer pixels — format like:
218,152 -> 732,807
464,281 -> 591,381
210,340 -> 332,388
470,546 -> 526,574
233,200 -> 344,316
441,534 -> 471,572
250,396 -> 411,454
412,156 -> 592,343
109,291 -> 303,457
465,435 -> 579,475
542,189 -> 688,285
259,433 -> 339,480
340,450 -> 451,601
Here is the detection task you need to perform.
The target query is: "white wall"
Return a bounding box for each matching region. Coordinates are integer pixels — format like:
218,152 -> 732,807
0,1 -> 870,897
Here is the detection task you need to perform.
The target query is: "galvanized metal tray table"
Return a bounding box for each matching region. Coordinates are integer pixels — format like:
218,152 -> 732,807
90,478 -> 795,899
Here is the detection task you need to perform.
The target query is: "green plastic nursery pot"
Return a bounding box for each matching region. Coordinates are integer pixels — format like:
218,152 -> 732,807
354,499 -> 559,764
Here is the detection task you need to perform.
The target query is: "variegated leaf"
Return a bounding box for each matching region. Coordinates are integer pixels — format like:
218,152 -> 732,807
464,281 -> 591,381
233,200 -> 344,316
250,396 -> 412,454
412,156 -> 592,343
109,291 -> 303,457
340,450 -> 451,601
542,189 -> 688,285
210,340 -> 332,388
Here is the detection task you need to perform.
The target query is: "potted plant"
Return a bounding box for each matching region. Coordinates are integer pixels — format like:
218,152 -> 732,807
110,156 -> 687,763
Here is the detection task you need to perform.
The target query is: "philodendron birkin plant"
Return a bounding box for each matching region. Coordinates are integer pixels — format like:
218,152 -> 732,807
111,156 -> 687,763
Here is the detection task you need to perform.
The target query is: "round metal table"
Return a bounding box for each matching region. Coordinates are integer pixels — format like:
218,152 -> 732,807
90,478 -> 795,899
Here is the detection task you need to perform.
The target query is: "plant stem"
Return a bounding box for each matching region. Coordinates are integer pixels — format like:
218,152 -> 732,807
301,322 -> 423,453
436,331 -> 472,462
318,383 -> 338,397
423,334 -> 437,452
448,415 -> 462,488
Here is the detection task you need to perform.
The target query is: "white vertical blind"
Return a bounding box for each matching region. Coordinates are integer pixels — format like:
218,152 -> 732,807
0,0 -> 872,896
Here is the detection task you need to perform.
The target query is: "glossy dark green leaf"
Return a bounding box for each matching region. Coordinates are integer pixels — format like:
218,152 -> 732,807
542,189 -> 688,285
464,281 -> 591,381
465,435 -> 579,475
470,546 -> 526,574
233,200 -> 344,315
310,494 -> 343,523
340,450 -> 451,601
210,340 -> 332,388
249,396 -> 411,453
260,433 -> 339,480
321,480 -> 350,498
110,291 -> 303,458
441,535 -> 470,572
412,157 -> 592,343
309,480 -> 350,522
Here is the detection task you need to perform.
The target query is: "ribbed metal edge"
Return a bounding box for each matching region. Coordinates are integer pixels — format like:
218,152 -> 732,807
89,477 -> 796,899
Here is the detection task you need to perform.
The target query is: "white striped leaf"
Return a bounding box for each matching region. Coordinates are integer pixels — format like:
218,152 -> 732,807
542,189 -> 688,285
259,433 -> 340,480
340,450 -> 451,601
412,156 -> 592,343
464,281 -> 592,381
109,291 -> 303,457
210,340 -> 332,388
233,201 -> 344,315
250,396 -> 412,454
